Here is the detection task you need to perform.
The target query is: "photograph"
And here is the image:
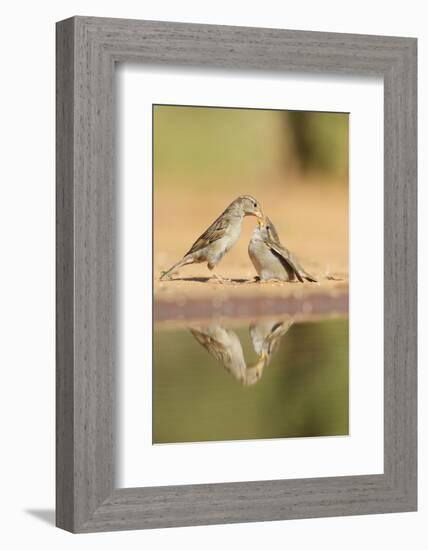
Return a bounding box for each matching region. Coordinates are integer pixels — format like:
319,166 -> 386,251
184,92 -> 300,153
153,104 -> 349,444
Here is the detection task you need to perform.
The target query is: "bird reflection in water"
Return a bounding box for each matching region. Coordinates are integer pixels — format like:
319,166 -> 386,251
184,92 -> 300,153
189,319 -> 293,385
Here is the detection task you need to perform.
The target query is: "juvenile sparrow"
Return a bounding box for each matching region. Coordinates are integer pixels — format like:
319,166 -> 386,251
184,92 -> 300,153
248,217 -> 318,283
160,195 -> 263,281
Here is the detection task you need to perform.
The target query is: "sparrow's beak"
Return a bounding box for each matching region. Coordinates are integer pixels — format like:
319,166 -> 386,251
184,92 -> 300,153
261,351 -> 269,363
255,208 -> 264,219
257,217 -> 266,227
254,352 -> 269,371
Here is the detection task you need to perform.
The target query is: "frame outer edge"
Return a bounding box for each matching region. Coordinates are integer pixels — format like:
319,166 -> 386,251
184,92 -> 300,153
400,37 -> 417,508
407,38 -> 417,510
56,16 -> 76,532
383,38 -> 417,510
73,15 -> 116,532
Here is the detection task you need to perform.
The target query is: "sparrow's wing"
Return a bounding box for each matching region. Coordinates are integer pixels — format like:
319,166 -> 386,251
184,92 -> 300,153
265,240 -> 305,282
265,217 -> 281,244
265,240 -> 317,283
185,214 -> 229,255
270,319 -> 293,338
265,320 -> 293,356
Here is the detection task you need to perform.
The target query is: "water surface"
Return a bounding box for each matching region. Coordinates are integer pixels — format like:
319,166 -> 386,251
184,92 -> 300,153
153,317 -> 348,444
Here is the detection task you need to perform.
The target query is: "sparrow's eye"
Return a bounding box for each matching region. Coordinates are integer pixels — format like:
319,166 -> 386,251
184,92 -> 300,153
252,201 -> 257,207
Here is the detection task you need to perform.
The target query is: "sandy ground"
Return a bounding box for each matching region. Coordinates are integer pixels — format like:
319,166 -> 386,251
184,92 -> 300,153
154,182 -> 348,320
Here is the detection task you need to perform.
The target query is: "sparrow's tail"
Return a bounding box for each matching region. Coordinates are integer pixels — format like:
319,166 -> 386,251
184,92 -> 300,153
159,255 -> 193,280
302,271 -> 318,283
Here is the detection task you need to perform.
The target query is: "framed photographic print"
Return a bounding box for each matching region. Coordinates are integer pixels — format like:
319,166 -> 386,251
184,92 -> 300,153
56,16 -> 417,532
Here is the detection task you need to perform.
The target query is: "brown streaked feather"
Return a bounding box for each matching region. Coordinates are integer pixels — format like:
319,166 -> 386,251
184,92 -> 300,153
265,240 -> 304,281
299,269 -> 318,283
189,329 -> 233,369
185,214 -> 230,255
266,218 -> 281,244
265,240 -> 305,282
263,217 -> 318,283
264,320 -> 294,357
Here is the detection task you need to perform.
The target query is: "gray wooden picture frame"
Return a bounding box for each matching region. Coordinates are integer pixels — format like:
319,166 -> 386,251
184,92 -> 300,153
56,16 -> 417,533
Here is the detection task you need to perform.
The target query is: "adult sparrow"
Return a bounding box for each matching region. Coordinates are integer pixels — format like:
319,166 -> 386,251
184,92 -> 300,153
160,195 -> 263,281
248,217 -> 318,282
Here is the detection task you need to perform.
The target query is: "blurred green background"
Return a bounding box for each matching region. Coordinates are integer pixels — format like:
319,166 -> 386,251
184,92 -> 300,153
153,105 -> 349,184
153,318 -> 349,444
